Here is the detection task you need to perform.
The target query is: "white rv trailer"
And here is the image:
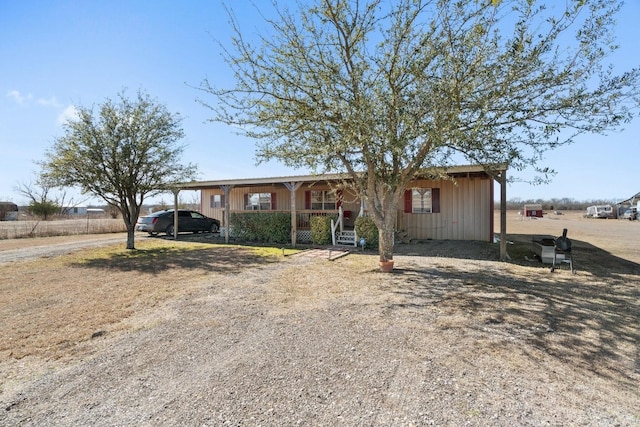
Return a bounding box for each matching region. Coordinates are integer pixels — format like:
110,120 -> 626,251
585,205 -> 613,219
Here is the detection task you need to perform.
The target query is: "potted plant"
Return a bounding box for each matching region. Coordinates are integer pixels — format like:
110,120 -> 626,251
379,256 -> 394,272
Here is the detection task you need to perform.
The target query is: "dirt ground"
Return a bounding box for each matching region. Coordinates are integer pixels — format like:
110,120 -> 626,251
0,211 -> 638,426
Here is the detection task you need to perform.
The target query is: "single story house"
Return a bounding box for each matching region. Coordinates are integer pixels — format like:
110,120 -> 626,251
182,164 -> 506,246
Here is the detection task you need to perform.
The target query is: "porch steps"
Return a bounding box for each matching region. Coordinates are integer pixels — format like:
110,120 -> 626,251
336,230 -> 357,246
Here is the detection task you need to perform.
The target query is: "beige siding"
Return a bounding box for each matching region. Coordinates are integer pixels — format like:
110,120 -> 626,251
399,176 -> 492,241
198,176 -> 493,241
200,184 -> 354,226
200,188 -> 224,224
200,186 -> 293,225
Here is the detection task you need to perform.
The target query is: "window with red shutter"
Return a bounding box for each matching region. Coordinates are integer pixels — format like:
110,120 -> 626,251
404,190 -> 412,213
407,187 -> 440,213
432,188 -> 440,213
210,194 -> 224,208
244,193 -> 273,210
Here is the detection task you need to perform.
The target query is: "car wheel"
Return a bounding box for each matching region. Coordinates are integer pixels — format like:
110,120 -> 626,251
209,223 -> 219,233
166,224 -> 175,236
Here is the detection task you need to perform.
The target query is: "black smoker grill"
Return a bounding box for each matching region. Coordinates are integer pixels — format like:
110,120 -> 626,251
550,228 -> 576,274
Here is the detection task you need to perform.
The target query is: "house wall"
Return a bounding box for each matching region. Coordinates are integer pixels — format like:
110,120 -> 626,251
200,184 -> 361,227
198,176 -> 493,241
398,176 -> 493,241
201,185 -> 285,224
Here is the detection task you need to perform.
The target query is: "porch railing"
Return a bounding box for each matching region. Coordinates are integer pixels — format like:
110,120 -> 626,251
226,209 -> 361,230
296,210 -> 337,228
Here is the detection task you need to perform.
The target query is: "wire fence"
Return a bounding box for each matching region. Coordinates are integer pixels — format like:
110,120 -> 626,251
0,218 -> 127,239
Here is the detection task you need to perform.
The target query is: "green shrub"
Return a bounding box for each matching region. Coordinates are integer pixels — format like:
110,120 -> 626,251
310,215 -> 336,245
28,201 -> 60,220
355,215 -> 378,249
229,212 -> 291,243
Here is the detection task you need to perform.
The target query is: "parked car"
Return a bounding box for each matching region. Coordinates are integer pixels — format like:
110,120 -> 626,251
136,209 -> 220,236
622,207 -> 637,220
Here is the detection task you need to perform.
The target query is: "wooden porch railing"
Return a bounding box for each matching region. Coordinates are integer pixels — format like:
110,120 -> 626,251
296,210 -> 338,228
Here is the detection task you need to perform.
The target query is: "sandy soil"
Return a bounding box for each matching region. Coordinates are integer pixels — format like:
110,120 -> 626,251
0,212 -> 638,426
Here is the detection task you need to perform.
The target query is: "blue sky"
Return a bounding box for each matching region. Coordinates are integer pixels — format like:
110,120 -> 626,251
1,1 -> 639,206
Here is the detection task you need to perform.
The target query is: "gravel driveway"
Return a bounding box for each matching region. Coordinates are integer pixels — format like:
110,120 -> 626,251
2,245 -> 638,426
1,214 -> 639,426
0,234 -> 127,264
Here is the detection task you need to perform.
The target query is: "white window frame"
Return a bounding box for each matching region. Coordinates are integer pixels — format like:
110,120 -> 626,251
210,194 -> 222,208
412,188 -> 432,214
311,190 -> 337,210
246,192 -> 272,210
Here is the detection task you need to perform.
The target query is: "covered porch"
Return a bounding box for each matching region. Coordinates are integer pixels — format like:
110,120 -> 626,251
182,173 -> 363,247
176,164 -> 510,259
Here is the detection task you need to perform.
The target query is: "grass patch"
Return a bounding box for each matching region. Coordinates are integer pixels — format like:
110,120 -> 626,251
77,240 -> 214,262
71,240 -> 302,274
0,239 -> 300,362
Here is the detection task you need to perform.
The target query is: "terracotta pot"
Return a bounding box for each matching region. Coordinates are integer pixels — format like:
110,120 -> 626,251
379,260 -> 394,272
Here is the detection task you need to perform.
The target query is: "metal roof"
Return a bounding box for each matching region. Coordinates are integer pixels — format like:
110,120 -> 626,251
179,164 -> 506,190
617,191 -> 640,205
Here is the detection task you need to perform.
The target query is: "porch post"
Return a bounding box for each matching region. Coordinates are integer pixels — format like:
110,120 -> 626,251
284,182 -> 303,247
171,188 -> 180,239
498,170 -> 507,261
220,185 -> 234,244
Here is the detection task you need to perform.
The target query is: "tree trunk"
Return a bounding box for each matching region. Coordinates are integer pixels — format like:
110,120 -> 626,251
378,210 -> 397,262
126,223 -> 136,250
120,200 -> 139,250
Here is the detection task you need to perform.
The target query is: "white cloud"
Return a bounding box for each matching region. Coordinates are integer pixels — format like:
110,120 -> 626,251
6,89 -> 32,105
57,105 -> 79,125
37,96 -> 62,108
7,90 -> 78,125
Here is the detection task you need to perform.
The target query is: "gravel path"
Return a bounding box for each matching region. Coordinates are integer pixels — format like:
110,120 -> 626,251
0,235 -> 127,264
2,251 -> 638,426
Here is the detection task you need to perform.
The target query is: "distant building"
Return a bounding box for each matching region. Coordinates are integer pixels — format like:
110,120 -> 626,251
523,204 -> 543,218
62,206 -> 88,215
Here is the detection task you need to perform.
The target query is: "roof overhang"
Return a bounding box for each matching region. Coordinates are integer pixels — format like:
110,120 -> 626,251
178,164 -> 507,190
617,191 -> 640,205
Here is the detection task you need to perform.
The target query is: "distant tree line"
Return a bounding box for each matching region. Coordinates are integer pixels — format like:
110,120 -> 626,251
495,198 -> 624,211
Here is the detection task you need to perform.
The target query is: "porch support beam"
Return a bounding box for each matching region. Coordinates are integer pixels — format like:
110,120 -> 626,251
171,188 -> 180,240
220,185 -> 234,244
284,181 -> 303,247
496,170 -> 508,261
